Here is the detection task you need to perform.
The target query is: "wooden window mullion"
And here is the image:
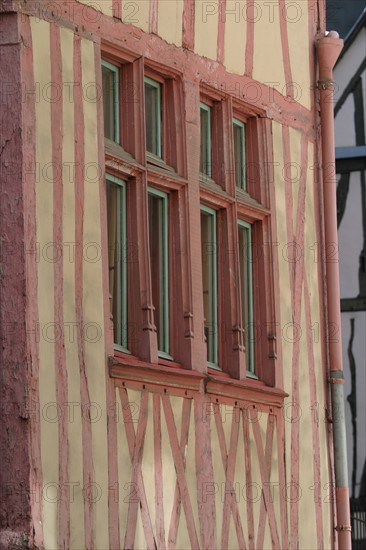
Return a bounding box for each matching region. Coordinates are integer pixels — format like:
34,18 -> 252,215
212,97 -> 234,192
122,57 -> 146,164
127,173 -> 158,363
220,203 -> 247,379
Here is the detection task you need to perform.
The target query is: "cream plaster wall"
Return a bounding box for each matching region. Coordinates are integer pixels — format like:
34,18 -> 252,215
252,4 -> 286,94
194,0 -> 219,60
285,0 -> 311,110
81,37 -> 110,549
224,1 -> 246,75
60,26 -> 86,549
158,0 -> 184,47
77,0 -> 112,17
129,0 -> 150,32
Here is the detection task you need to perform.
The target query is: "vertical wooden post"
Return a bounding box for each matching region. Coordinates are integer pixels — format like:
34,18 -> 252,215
0,9 -> 34,547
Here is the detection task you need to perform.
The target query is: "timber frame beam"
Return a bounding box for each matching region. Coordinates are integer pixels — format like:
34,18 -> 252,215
109,356 -> 288,409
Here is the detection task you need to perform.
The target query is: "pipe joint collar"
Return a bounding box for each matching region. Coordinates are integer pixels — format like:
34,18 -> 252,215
328,376 -> 344,384
317,79 -> 336,90
335,525 -> 352,532
328,370 -> 344,384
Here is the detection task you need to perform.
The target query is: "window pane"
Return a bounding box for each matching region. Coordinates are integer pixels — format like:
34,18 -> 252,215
233,120 -> 246,189
107,178 -> 127,349
102,63 -> 119,142
145,78 -> 162,157
238,222 -> 254,373
200,104 -> 212,176
148,190 -> 169,353
201,208 -> 218,365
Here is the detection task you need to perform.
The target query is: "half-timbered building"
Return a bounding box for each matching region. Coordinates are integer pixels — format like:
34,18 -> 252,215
0,1 -> 352,548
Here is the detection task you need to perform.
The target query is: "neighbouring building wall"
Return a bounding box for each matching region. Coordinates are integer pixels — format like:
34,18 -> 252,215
0,1 -> 337,549
334,16 -> 366,500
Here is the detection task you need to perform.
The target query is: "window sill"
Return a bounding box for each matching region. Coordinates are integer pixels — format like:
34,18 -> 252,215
200,176 -> 235,206
236,188 -> 270,219
205,372 -> 287,408
146,152 -> 170,169
147,162 -> 188,188
109,353 -> 204,396
105,139 -> 145,175
109,354 -> 288,408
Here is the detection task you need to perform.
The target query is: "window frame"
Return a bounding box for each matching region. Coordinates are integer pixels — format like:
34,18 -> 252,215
198,90 -> 277,383
237,219 -> 255,376
101,47 -> 279,387
233,117 -> 246,191
200,204 -> 219,369
144,66 -> 186,174
102,45 -> 190,368
147,186 -> 171,359
144,76 -> 163,160
200,102 -> 212,178
106,174 -> 129,353
101,60 -> 120,144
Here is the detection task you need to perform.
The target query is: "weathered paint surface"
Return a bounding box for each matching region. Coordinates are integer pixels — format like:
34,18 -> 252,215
0,12 -> 32,548
0,1 -> 337,548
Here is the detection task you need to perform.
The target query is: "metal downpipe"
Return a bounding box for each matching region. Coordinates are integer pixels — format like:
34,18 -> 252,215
317,31 -> 352,549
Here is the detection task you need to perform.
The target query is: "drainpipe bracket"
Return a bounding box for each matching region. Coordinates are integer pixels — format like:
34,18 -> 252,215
317,79 -> 335,90
328,376 -> 344,384
328,370 -> 344,384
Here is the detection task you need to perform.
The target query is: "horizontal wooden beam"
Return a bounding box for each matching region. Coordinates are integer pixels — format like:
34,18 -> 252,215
109,355 -> 288,407
335,146 -> 366,160
341,297 -> 366,312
